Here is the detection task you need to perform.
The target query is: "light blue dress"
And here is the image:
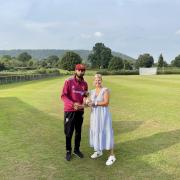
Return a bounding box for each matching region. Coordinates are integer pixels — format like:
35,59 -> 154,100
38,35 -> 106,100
89,87 -> 114,151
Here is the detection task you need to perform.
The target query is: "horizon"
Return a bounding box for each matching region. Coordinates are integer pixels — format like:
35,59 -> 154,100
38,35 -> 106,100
0,48 -> 178,62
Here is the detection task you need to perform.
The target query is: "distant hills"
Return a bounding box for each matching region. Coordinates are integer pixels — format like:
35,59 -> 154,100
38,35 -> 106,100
0,49 -> 135,62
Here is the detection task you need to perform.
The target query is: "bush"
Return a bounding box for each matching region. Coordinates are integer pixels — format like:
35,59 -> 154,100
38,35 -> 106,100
35,68 -> 60,75
35,68 -> 47,74
46,68 -> 60,75
96,70 -> 139,75
97,68 -> 180,75
157,69 -> 180,74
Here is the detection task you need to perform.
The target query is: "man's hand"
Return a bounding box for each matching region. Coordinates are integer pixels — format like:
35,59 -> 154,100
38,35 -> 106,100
74,102 -> 79,110
83,97 -> 92,107
74,102 -> 84,110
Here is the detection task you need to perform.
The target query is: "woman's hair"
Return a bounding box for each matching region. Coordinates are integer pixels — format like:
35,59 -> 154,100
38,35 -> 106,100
94,73 -> 102,80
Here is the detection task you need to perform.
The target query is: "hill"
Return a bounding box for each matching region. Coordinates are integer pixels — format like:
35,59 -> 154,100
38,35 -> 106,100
0,49 -> 135,62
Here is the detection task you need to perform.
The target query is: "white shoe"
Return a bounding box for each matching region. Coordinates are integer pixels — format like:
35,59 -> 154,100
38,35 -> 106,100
106,155 -> 116,166
91,151 -> 103,159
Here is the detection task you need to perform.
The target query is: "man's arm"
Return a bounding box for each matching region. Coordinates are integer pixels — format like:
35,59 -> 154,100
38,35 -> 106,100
61,80 -> 74,107
74,82 -> 88,110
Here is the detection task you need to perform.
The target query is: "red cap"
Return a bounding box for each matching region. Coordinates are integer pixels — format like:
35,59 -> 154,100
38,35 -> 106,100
75,64 -> 86,70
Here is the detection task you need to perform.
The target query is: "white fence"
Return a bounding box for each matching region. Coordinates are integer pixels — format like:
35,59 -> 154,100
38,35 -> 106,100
0,73 -> 60,85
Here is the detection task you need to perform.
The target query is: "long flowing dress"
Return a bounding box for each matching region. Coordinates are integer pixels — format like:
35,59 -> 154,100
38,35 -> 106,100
89,87 -> 114,151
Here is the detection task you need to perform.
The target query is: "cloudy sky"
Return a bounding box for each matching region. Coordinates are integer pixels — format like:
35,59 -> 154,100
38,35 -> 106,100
0,0 -> 180,62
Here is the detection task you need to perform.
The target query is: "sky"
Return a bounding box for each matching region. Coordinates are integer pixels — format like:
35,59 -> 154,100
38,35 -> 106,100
0,0 -> 180,62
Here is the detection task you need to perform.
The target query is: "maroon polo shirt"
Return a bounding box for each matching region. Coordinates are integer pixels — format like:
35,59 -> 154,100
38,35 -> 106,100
61,76 -> 88,112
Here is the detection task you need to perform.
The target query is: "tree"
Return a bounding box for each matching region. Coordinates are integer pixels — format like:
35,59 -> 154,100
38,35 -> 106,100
136,53 -> 154,68
46,55 -> 59,67
88,43 -> 112,69
87,53 -> 97,68
60,51 -> 82,71
27,60 -> 36,68
123,59 -> 133,70
171,55 -> 180,67
0,55 -> 12,69
158,54 -> 164,68
0,62 -> 6,71
17,52 -> 32,65
12,59 -> 23,67
2,55 -> 12,61
39,59 -> 48,68
108,56 -> 123,70
164,61 -> 168,67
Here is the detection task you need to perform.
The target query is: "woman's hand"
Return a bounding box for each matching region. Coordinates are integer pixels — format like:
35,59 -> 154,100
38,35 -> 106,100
88,101 -> 96,107
83,97 -> 93,107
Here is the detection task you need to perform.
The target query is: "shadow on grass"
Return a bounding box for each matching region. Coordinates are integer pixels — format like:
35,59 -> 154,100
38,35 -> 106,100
113,129 -> 180,179
116,129 -> 180,158
0,97 -> 65,179
1,97 -> 179,179
113,120 -> 143,134
83,119 -> 180,179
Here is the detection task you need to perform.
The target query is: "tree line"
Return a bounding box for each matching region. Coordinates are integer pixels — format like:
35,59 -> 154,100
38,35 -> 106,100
1,42 -> 180,72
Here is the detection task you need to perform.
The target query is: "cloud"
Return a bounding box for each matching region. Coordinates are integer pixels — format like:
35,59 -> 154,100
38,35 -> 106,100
0,0 -> 32,21
175,30 -> 180,35
24,21 -> 63,32
94,32 -> 104,37
80,31 -> 104,39
80,33 -> 91,39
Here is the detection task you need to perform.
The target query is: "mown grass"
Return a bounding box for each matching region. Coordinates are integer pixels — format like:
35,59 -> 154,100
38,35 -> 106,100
0,74 -> 180,180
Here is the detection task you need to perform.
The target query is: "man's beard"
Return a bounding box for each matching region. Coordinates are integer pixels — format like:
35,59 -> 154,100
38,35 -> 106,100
76,73 -> 84,79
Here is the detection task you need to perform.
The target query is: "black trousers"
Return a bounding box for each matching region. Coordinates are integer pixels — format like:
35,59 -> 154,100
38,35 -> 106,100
64,111 -> 84,152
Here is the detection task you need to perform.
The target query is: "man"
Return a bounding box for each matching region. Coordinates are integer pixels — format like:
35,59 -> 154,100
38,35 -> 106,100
61,64 -> 88,161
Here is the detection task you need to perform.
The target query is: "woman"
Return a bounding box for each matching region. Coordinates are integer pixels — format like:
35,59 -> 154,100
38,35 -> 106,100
87,74 -> 116,166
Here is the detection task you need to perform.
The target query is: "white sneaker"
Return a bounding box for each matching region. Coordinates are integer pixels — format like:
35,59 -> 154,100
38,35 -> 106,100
106,155 -> 116,166
91,151 -> 103,159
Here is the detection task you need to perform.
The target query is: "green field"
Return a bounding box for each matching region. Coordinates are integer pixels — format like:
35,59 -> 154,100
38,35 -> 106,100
0,75 -> 180,180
